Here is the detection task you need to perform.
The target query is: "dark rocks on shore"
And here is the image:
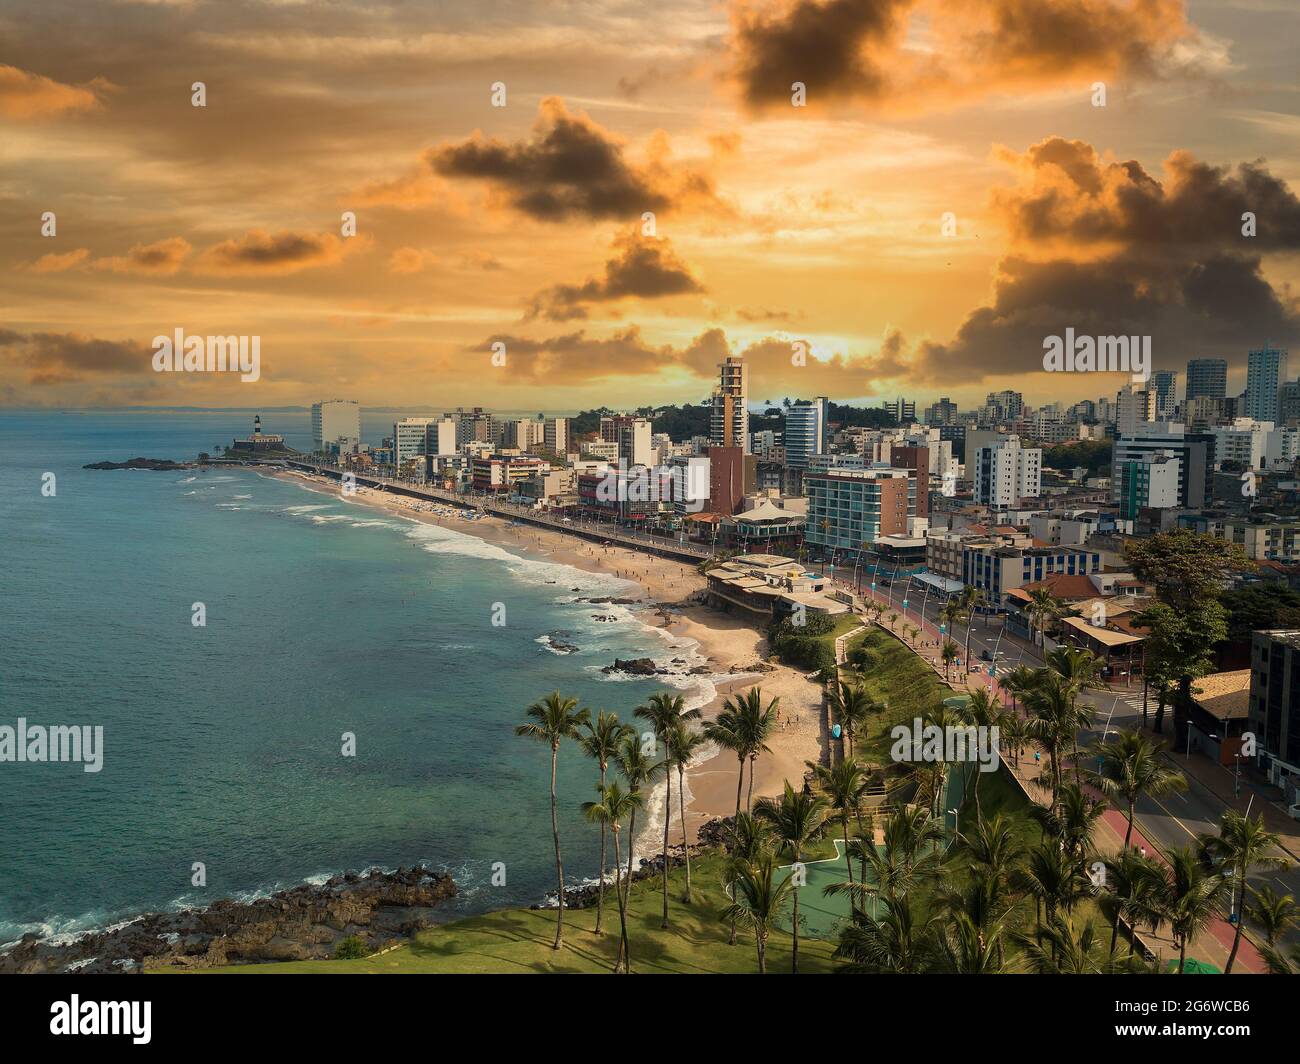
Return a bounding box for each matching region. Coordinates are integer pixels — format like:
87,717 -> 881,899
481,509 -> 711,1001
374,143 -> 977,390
581,596 -> 642,606
602,657 -> 660,676
0,866 -> 457,974
545,633 -> 581,654
83,457 -> 195,471
538,847 -> 703,911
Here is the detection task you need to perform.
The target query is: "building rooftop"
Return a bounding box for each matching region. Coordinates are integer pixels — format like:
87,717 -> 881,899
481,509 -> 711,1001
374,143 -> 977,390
1191,670 -> 1252,720
1061,615 -> 1144,647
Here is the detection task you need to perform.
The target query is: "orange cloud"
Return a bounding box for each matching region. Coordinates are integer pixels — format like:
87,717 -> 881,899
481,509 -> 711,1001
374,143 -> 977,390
0,64 -> 105,119
194,229 -> 351,276
388,247 -> 438,274
429,97 -> 724,222
724,0 -> 1207,114
25,248 -> 91,273
95,237 -> 192,276
525,229 -> 704,321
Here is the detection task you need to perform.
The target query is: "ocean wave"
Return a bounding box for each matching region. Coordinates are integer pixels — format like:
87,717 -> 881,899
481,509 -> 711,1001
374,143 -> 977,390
280,504 -> 332,515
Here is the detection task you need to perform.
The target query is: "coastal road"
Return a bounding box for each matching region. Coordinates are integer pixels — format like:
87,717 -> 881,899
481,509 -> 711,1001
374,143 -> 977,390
830,567 -> 1300,956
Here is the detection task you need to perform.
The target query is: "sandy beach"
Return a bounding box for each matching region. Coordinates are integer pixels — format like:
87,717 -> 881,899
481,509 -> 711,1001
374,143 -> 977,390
272,470 -> 827,845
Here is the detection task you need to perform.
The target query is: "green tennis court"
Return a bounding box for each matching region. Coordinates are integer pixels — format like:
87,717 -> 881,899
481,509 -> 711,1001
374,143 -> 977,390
776,841 -> 883,941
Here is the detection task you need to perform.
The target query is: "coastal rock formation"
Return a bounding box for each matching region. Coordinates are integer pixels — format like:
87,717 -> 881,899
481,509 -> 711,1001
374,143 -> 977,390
0,866 -> 457,974
581,596 -> 642,606
545,634 -> 581,654
83,457 -> 195,471
601,657 -> 662,676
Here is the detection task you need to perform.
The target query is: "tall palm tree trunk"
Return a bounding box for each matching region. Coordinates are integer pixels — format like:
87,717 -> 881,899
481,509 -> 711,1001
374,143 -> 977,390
1226,871 -> 1244,974
677,763 -> 693,903
790,862 -> 801,974
757,930 -> 767,974
734,754 -> 744,817
549,744 -> 565,950
595,764 -> 607,935
1124,801 -> 1136,850
747,754 -> 756,810
611,829 -> 629,973
661,760 -> 672,929
618,804 -> 638,970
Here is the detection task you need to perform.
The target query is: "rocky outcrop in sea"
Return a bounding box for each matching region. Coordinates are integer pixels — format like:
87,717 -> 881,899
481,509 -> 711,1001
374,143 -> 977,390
83,457 -> 195,471
0,866 -> 457,974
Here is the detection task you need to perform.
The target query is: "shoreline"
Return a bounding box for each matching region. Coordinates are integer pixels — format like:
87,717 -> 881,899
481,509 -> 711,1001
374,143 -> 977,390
5,468 -> 827,966
272,471 -> 826,846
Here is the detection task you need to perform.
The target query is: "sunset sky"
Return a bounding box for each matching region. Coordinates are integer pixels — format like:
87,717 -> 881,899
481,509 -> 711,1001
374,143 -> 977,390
2,0 -> 1298,413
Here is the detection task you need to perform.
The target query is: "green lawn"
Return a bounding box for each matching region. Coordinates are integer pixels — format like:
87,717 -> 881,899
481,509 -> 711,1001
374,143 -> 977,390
191,853 -> 839,974
841,628 -> 952,765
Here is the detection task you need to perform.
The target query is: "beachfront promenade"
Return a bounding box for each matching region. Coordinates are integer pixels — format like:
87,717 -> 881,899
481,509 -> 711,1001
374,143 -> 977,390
284,460 -> 715,566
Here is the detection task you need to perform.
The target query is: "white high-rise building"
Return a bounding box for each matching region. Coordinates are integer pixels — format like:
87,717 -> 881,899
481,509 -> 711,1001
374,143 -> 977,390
1115,384 -> 1157,435
784,397 -> 829,469
544,417 -> 569,455
1213,418 -> 1272,470
972,435 -> 1041,507
1245,345 -> 1289,423
394,417 -> 456,476
312,399 -> 361,452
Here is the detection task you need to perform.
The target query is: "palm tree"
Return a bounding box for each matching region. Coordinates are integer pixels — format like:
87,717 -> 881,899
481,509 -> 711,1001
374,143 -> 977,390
722,811 -> 771,945
578,709 -> 631,936
1162,846 -> 1231,974
958,813 -> 1024,893
1024,670 -> 1075,810
956,586 -> 986,670
1002,664 -> 1040,713
1246,883 -> 1298,947
581,780 -> 643,972
998,709 -> 1030,767
1199,810 -> 1288,973
826,805 -> 944,914
731,687 -> 777,810
827,680 -> 876,759
635,691 -> 700,928
1260,942 -> 1300,975
960,688 -> 1000,820
515,692 -> 591,950
1045,644 -> 1102,784
1032,781 -> 1105,870
1014,838 -> 1087,936
941,640 -> 958,680
1016,914 -> 1132,974
754,782 -> 830,973
1025,586 -> 1060,647
703,705 -> 746,816
612,733 -> 663,970
720,853 -> 792,974
670,719 -> 708,903
1101,849 -> 1166,956
833,893 -> 943,973
935,883 -> 1008,973
810,758 -> 868,906
1091,730 -> 1187,848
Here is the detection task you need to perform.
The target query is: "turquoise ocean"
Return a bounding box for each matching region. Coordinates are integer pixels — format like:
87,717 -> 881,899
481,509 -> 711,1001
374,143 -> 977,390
0,410 -> 711,945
